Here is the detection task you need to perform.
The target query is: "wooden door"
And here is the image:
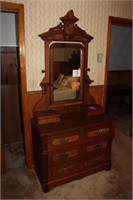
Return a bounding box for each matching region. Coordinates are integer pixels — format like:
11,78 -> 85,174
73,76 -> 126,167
1,47 -> 22,144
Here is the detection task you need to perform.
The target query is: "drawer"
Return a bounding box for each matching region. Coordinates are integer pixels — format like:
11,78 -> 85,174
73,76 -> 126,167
48,160 -> 84,181
46,130 -> 85,150
87,127 -> 110,139
48,146 -> 83,164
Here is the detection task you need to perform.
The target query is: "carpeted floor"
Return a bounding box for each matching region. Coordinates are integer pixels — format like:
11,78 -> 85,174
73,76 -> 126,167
1,107 -> 132,199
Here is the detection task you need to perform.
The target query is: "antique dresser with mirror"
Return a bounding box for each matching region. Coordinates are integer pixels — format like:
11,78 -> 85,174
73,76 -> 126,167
31,10 -> 115,192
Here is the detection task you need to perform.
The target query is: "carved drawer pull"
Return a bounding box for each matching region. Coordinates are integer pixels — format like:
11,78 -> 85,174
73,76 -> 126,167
96,129 -> 104,135
60,152 -> 69,160
88,128 -> 109,138
58,167 -> 70,174
87,141 -> 107,152
93,157 -> 101,163
60,138 -> 69,144
95,143 -> 103,150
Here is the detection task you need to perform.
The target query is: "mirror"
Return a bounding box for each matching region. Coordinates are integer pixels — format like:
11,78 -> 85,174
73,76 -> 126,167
51,43 -> 83,103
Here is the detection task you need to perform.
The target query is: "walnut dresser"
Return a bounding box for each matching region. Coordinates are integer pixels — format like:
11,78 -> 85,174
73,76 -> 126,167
31,10 -> 115,192
31,112 -> 115,192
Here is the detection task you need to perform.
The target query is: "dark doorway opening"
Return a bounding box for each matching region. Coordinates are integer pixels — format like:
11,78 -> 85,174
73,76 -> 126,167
1,10 -> 24,170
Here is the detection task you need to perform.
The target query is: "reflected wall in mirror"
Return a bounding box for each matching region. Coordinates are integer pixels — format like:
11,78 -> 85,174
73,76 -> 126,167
52,45 -> 83,102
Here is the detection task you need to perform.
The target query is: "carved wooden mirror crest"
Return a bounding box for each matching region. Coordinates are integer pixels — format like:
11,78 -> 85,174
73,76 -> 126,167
33,10 -> 94,123
39,10 -> 93,42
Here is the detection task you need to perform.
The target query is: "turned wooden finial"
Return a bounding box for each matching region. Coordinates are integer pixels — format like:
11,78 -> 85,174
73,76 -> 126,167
60,10 -> 79,23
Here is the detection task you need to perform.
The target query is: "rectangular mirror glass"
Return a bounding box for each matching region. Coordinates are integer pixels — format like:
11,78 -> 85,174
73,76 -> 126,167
52,45 -> 82,102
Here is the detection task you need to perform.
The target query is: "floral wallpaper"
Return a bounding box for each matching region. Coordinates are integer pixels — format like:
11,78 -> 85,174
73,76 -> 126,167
1,0 -> 132,91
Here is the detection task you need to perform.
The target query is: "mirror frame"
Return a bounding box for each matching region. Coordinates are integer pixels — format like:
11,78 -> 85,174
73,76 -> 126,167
33,10 -> 94,114
49,42 -> 85,106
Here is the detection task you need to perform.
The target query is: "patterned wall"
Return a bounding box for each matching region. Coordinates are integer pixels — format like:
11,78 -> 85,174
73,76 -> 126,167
1,0 -> 132,91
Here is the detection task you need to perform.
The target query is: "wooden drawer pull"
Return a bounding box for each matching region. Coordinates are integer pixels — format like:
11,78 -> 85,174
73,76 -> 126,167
60,152 -> 69,160
96,129 -> 104,135
87,141 -> 107,152
93,157 -> 101,163
95,143 -> 103,150
58,167 -> 70,174
60,138 -> 69,144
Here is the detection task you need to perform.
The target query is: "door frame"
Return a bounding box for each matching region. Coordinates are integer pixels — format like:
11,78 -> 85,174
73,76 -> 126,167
1,2 -> 31,168
103,16 -> 132,108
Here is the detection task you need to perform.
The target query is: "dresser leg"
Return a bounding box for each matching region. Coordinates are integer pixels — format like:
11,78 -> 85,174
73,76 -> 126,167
42,181 -> 49,193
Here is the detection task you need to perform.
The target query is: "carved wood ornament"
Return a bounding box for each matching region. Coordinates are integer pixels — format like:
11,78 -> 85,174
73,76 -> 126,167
39,10 -> 93,42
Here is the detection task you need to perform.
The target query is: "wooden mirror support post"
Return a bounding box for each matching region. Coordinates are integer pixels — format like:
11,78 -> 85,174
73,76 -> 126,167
31,10 -> 115,193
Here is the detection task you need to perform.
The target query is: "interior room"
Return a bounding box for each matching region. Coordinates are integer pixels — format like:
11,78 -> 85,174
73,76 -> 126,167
1,0 -> 132,199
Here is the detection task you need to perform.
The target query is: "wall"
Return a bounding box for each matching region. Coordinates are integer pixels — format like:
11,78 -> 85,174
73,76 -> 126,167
1,0 -> 132,91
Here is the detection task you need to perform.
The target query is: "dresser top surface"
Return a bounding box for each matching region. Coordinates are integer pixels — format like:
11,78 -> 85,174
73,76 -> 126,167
31,113 -> 115,136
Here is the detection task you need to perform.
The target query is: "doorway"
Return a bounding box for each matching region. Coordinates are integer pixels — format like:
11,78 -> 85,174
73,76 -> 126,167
1,11 -> 23,144
104,16 -> 132,112
1,2 -> 28,171
1,10 -> 24,170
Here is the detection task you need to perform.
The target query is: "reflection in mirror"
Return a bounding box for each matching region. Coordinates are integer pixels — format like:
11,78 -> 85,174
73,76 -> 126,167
53,46 -> 81,102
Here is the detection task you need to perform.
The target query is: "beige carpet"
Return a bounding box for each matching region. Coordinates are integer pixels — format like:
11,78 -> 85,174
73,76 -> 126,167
1,108 -> 132,199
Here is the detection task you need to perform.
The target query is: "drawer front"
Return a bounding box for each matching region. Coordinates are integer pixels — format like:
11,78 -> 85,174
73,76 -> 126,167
52,149 -> 78,162
52,135 -> 79,146
48,146 -> 83,164
48,160 -> 84,180
87,127 -> 110,139
47,130 -> 85,150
